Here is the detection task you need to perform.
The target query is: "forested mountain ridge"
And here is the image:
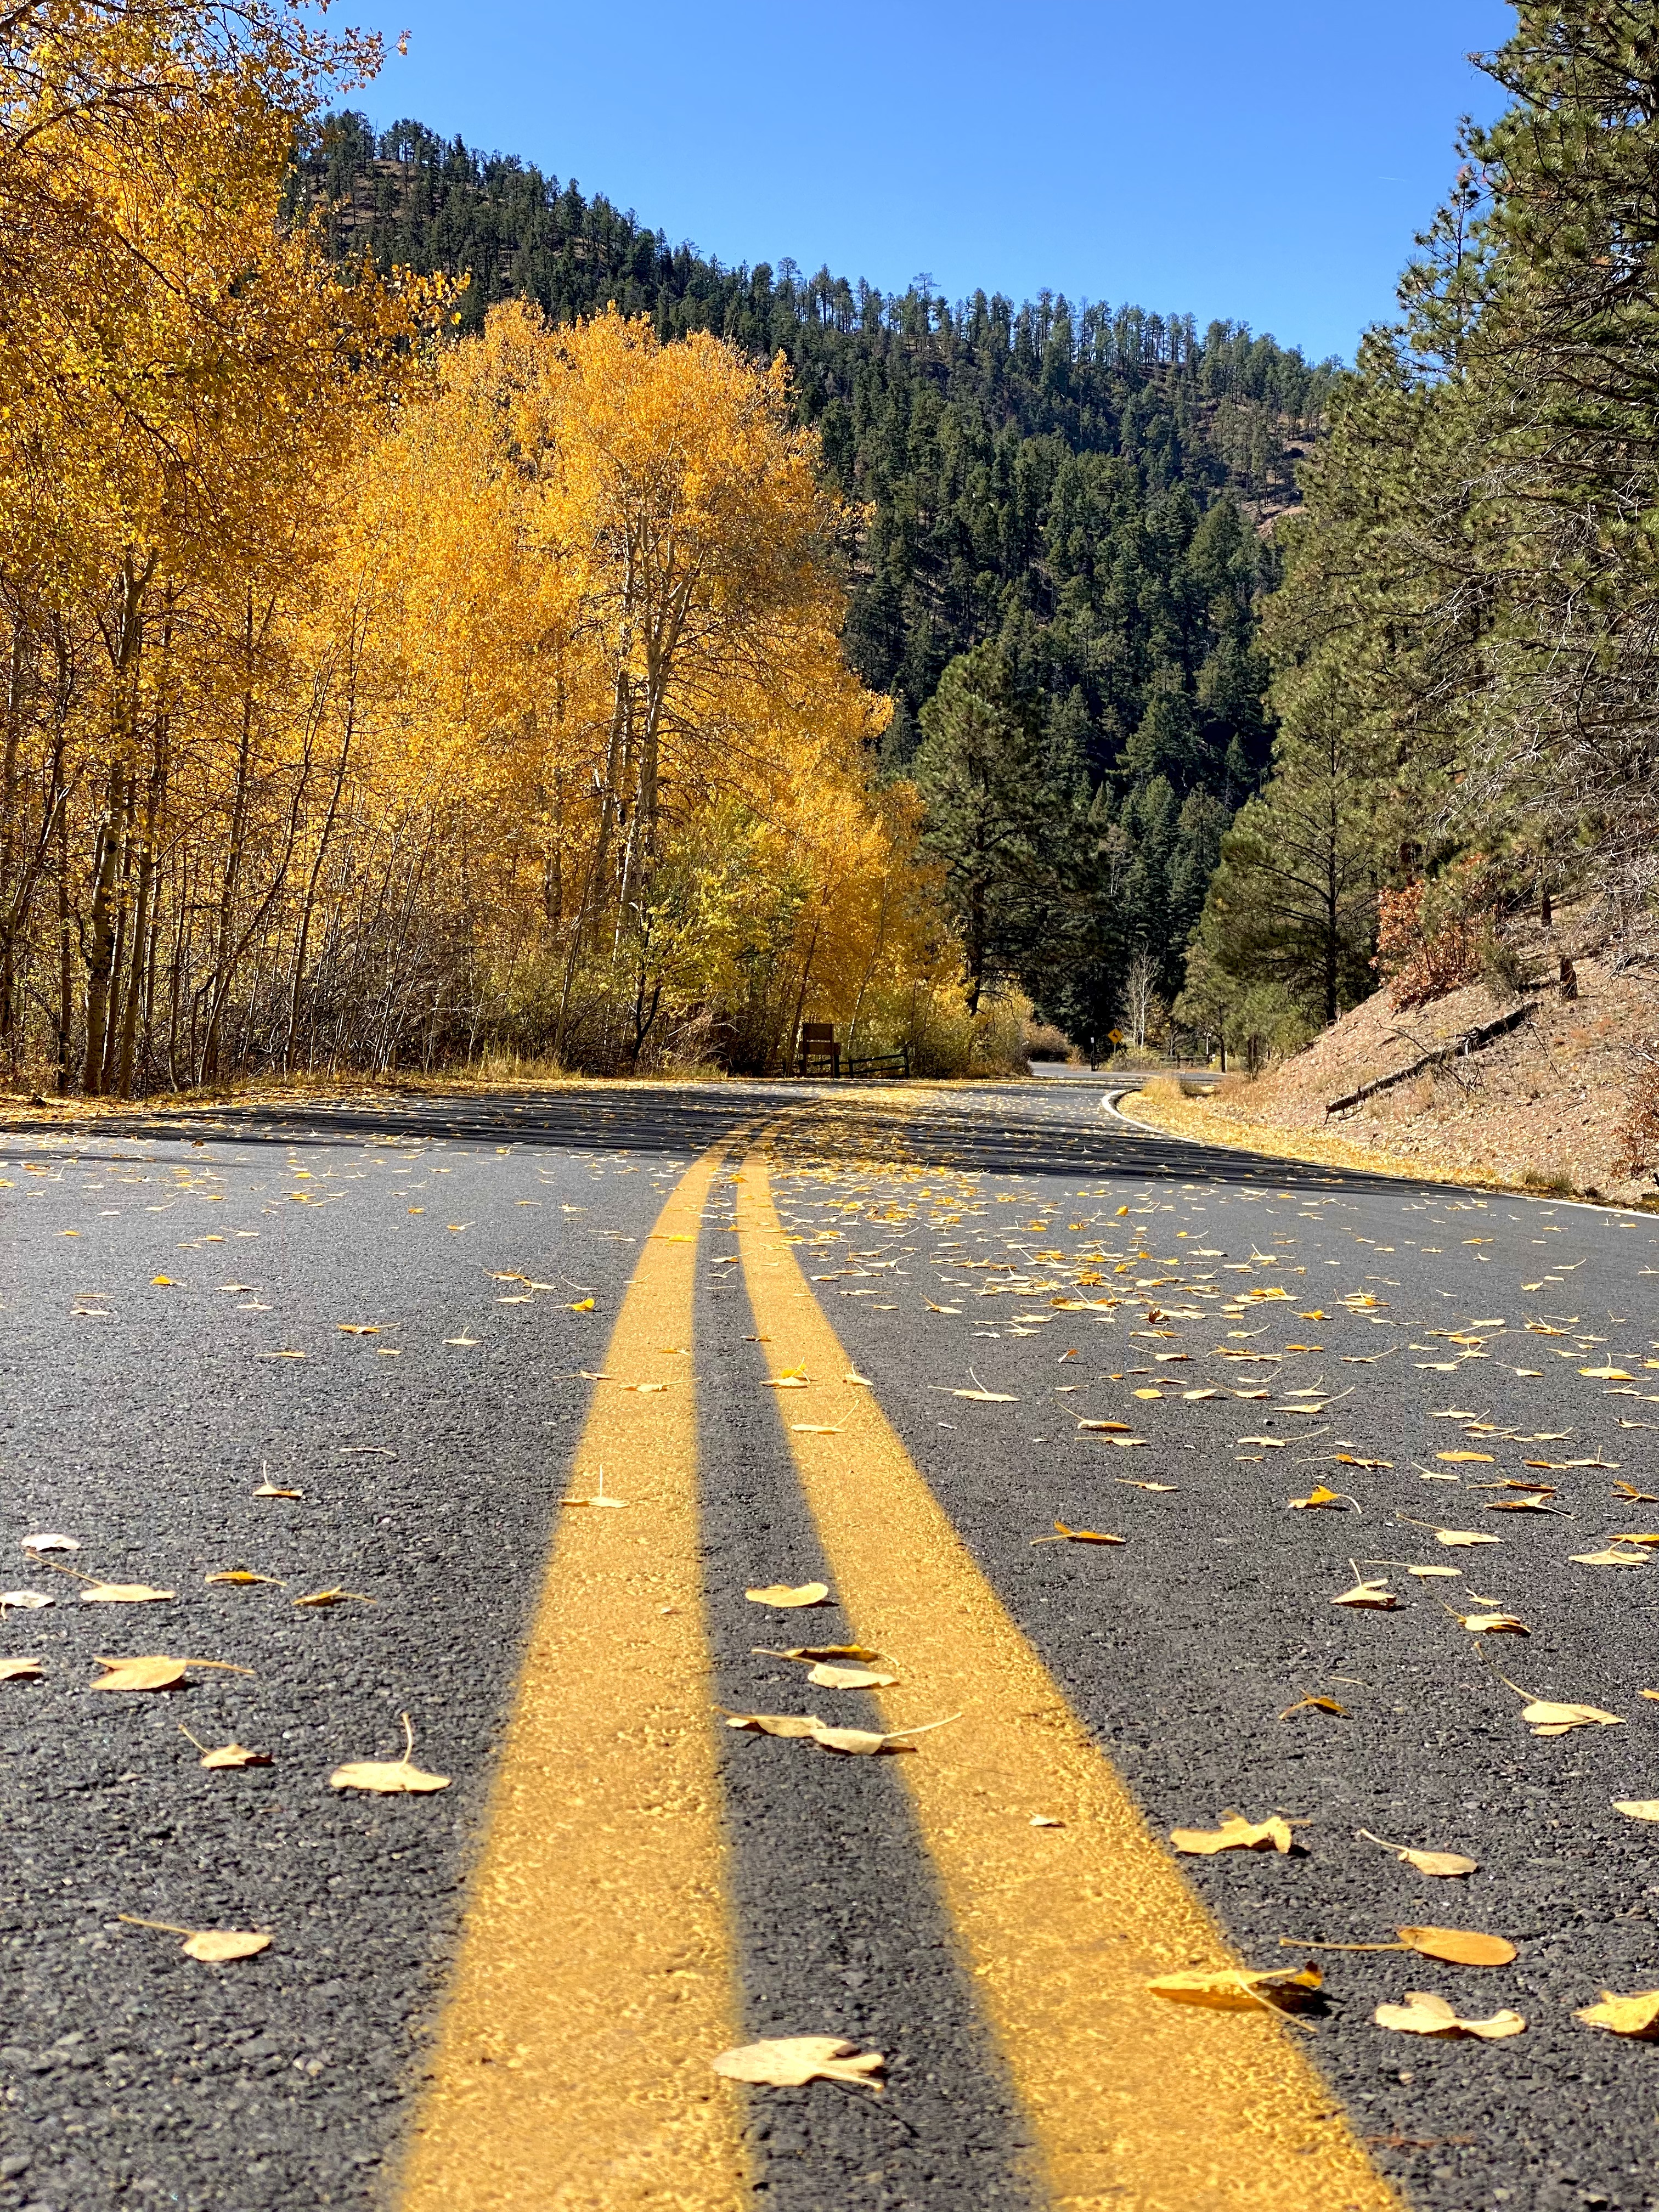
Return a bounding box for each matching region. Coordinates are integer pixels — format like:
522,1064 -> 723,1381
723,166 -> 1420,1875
299,112 -> 1339,1032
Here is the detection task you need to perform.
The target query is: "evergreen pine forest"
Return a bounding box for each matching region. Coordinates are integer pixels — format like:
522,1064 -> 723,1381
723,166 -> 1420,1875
0,1 -> 1647,1095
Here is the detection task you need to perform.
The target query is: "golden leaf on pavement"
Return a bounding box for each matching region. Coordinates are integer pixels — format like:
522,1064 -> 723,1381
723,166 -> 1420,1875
337,1323 -> 381,1335
1433,1528 -> 1500,1548
763,1375 -> 810,1390
329,1713 -> 449,1793
1030,1522 -> 1126,1545
952,1388 -> 1018,1402
1611,1799 -> 1659,1822
1576,1990 -> 1659,2038
1374,1992 -> 1525,2039
712,2036 -> 884,2093
1335,1454 -> 1393,1470
1436,1451 -> 1494,1464
119,1915 -> 272,1962
1581,1365 -> 1633,1380
1520,1698 -> 1623,1737
1239,1436 -> 1286,1450
745,1582 -> 830,1607
806,1663 -> 898,1690
1407,1564 -> 1463,1578
568,1297 -> 595,1312
1280,1695 -> 1348,1719
190,1735 -> 272,1769
21,1533 -> 78,1553
1571,1545 -> 1650,1567
754,1644 -> 882,1663
91,1656 -> 189,1692
1459,1613 -> 1529,1635
79,1582 -> 174,1604
1358,1830 -> 1478,1877
1397,1927 -> 1516,1966
1147,1963 -> 1322,2013
252,1481 -> 301,1499
1115,1479 -> 1179,1491
1333,1579 -> 1397,1610
1171,1814 -> 1294,1856
1289,1485 -> 1352,1510
725,1712 -> 826,1738
0,1657 -> 43,1681
206,1568 -> 285,1587
0,1590 -> 51,1610
1077,1419 -> 1133,1433
292,1588 -> 374,1607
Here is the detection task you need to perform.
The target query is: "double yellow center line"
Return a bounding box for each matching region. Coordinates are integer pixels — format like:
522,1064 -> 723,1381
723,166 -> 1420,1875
399,1139 -> 1397,2212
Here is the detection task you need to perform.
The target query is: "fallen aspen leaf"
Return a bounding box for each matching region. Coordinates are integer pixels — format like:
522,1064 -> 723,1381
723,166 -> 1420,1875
1571,1547 -> 1649,1567
807,1663 -> 898,1690
0,1656 -> 43,1681
336,1323 -> 381,1335
745,1583 -> 830,1608
1077,1419 -> 1133,1432
91,1656 -> 188,1692
193,1738 -> 272,1769
1333,1579 -> 1397,1610
252,1481 -> 301,1499
843,1373 -> 872,1386
1335,1454 -> 1393,1470
119,1915 -> 272,1963
1612,1799 -> 1659,1822
1576,1989 -> 1659,2038
712,2035 -> 884,2094
329,1713 -> 449,1792
1398,1926 -> 1516,1966
1581,1366 -> 1634,1380
292,1588 -> 374,1607
1520,1698 -> 1623,1737
1031,1814 -> 1064,1828
1183,1387 -> 1224,1401
1407,1564 -> 1462,1578
1031,1521 -> 1126,1545
725,1712 -> 826,1739
764,1375 -> 810,1390
1280,1695 -> 1348,1719
1132,1387 -> 1163,1399
1147,1963 -> 1322,2013
791,1423 -> 844,1436
1374,1991 -> 1525,2039
1357,1830 -> 1477,1877
1437,1451 -> 1494,1463
78,1581 -> 174,1604
1434,1529 -> 1500,1548
755,1644 -> 882,1663
0,1590 -> 52,1610
1611,1533 -> 1659,1546
1613,1483 -> 1658,1503
1460,1613 -> 1529,1635
21,1533 -> 78,1553
953,1388 -> 1018,1402
206,1568 -> 285,1587
1240,1435 -> 1286,1450
1115,1479 -> 1179,1492
1171,1814 -> 1294,1856
1289,1486 -> 1354,1511
569,1298 -> 595,1312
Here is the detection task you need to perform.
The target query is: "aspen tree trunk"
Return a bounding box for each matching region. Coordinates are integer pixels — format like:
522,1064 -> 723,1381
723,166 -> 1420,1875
284,702 -> 352,1073
0,622 -> 24,1067
202,595 -> 259,1084
82,555 -> 150,1093
55,802 -> 71,1092
99,774 -> 136,1092
553,634 -> 633,1059
116,599 -> 172,1096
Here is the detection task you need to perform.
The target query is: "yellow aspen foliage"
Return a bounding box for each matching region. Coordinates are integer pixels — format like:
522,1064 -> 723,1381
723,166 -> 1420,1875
0,21 -> 967,1089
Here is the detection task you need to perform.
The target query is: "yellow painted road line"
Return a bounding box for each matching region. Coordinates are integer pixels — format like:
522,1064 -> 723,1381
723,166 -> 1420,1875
399,1146 -> 748,2212
736,1153 -> 1397,2212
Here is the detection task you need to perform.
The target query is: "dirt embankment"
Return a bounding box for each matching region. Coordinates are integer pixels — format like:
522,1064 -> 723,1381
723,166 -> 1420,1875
1130,910 -> 1659,1206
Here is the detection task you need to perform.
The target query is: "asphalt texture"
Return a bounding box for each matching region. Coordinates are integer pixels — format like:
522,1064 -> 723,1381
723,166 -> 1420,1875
5,1076 -> 1659,2212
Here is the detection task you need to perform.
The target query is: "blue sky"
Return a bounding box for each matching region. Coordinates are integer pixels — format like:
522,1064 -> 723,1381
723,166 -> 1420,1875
343,1 -> 1516,364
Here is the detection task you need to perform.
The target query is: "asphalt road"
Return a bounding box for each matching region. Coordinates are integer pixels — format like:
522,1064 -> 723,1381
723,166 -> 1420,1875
4,1076 -> 1659,2212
